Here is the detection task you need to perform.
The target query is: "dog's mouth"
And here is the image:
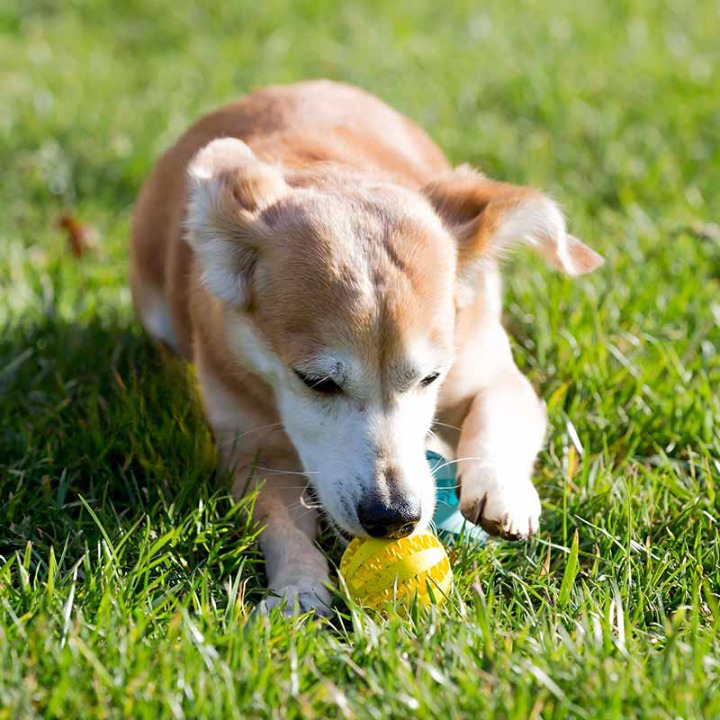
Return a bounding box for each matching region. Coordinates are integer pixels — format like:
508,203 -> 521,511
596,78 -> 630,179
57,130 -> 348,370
302,484 -> 356,542
301,478 -> 362,541
324,514 -> 354,542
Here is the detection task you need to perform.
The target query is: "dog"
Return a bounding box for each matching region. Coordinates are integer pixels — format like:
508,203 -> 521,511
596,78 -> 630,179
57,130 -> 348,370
130,80 -> 602,615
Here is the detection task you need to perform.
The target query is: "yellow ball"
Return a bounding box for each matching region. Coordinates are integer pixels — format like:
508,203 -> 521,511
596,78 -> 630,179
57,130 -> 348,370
340,531 -> 452,611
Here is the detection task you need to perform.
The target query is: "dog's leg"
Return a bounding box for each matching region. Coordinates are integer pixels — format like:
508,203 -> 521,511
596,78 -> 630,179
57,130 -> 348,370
452,332 -> 547,540
230,451 -> 333,617
198,361 -> 332,617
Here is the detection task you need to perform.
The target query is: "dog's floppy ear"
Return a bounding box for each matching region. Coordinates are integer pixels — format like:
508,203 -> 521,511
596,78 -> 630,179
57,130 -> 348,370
423,167 -> 603,295
185,137 -> 288,307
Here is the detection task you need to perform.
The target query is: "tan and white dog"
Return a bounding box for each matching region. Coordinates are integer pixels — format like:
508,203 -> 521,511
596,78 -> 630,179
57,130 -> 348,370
130,80 -> 602,615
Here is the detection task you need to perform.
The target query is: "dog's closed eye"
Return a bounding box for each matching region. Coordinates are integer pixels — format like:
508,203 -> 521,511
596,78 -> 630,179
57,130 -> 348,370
419,372 -> 441,388
294,370 -> 343,396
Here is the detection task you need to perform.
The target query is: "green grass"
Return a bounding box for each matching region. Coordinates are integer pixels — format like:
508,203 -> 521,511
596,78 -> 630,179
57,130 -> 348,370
2,0 -> 720,717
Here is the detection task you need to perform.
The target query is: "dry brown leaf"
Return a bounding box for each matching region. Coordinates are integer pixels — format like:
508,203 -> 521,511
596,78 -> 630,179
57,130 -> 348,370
56,214 -> 96,258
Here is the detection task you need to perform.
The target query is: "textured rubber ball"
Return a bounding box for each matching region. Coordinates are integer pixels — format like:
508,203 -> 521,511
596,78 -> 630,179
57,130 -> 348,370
340,531 -> 452,611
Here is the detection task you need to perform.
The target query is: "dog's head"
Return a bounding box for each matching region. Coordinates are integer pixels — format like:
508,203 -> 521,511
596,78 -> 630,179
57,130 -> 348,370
186,138 -> 602,538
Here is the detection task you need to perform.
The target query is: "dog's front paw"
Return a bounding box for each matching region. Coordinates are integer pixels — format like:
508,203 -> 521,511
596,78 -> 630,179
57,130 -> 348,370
459,471 -> 541,540
258,582 -> 333,618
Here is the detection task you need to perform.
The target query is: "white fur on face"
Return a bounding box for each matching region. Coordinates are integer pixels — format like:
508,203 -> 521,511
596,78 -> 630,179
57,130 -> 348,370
277,367 -> 441,537
227,316 -> 444,536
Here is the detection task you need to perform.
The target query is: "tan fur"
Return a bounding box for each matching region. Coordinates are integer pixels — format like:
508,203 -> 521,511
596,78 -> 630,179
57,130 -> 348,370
130,80 -> 602,615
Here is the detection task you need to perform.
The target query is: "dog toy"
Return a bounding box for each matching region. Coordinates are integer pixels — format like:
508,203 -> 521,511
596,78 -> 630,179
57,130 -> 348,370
428,451 -> 487,543
340,531 -> 452,611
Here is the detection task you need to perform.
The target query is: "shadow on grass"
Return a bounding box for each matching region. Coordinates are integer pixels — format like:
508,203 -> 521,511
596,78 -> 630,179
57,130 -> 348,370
0,312 -> 265,600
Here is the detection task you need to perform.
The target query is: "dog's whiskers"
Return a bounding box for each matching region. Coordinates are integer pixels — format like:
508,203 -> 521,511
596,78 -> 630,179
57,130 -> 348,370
432,420 -> 463,432
287,503 -> 324,521
429,455 -> 499,475
299,484 -> 321,510
251,465 -> 318,477
217,422 -> 285,449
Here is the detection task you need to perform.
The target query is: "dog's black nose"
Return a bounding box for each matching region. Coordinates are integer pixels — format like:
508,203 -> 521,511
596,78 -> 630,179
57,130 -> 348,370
358,500 -> 421,539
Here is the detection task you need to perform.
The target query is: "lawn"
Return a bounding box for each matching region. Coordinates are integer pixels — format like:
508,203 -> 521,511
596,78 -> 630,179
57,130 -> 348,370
1,0 -> 719,717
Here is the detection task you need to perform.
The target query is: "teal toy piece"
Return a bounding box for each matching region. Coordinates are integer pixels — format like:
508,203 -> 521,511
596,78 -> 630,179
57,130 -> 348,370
428,450 -> 487,544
